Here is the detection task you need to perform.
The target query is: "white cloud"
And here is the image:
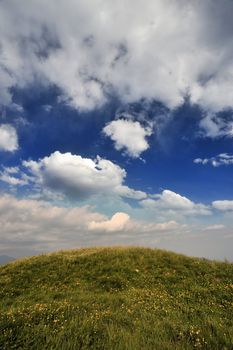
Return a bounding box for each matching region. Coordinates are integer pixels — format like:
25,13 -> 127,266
194,153 -> 233,167
0,166 -> 29,186
203,224 -> 225,231
22,151 -> 147,200
0,194 -> 103,231
212,200 -> 233,211
0,173 -> 26,186
3,167 -> 19,174
115,185 -> 147,200
199,113 -> 233,139
88,212 -> 130,232
108,217 -> 184,234
141,189 -> 211,216
0,193 -> 105,252
3,156 -> 212,220
103,119 -> 152,158
0,124 -> 18,152
0,193 -> 187,256
1,0 -> 233,120
137,220 -> 182,233
194,158 -> 208,165
199,114 -> 223,138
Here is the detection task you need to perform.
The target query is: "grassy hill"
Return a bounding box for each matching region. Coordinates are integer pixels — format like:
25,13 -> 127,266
0,247 -> 232,350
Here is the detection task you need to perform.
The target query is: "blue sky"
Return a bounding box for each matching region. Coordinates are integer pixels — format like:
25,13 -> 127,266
0,0 -> 233,260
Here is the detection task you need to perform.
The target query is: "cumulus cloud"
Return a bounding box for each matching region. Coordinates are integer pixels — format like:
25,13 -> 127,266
103,119 -> 152,158
0,193 -> 104,234
141,189 -> 211,216
0,153 -> 213,219
0,124 -> 18,152
0,193 -> 105,253
1,0 -> 233,123
212,200 -> 233,211
88,212 -> 130,232
194,153 -> 233,167
0,193 -> 187,256
22,151 -> 147,200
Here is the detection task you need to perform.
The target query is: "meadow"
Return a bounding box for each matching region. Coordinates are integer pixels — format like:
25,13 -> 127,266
0,247 -> 232,349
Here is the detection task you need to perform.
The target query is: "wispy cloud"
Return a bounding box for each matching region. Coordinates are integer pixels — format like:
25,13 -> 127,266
194,153 -> 233,167
203,224 -> 225,231
199,113 -> 233,139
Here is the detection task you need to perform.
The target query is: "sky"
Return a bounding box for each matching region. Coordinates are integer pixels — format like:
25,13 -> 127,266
0,0 -> 233,260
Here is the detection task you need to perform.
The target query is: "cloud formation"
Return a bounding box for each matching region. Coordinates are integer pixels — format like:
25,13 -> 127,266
203,224 -> 225,231
1,0 -> 233,120
0,166 -> 29,186
22,151 -> 147,200
88,212 -> 130,232
103,119 -> 152,158
0,193 -> 186,256
0,193 -> 105,254
212,200 -> 233,211
0,153 -> 213,219
194,153 -> 233,167
141,190 -> 210,216
199,114 -> 233,139
0,124 -> 18,152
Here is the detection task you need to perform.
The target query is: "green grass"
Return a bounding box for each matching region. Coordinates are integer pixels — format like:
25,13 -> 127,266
0,246 -> 232,349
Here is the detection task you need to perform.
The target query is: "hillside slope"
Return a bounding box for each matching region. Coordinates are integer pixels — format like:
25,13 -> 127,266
0,247 -> 232,349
